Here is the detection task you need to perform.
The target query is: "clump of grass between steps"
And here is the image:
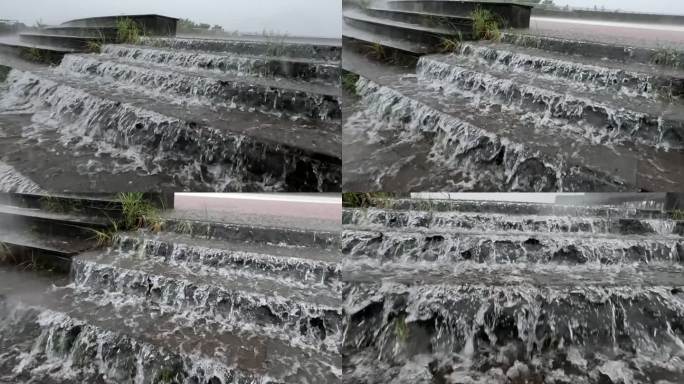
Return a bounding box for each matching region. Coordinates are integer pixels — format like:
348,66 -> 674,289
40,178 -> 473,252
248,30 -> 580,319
19,47 -> 62,65
0,241 -> 15,263
651,47 -> 681,69
0,65 -> 10,83
117,17 -> 143,44
342,72 -> 360,95
343,192 -> 396,208
673,210 -> 684,220
87,193 -> 164,247
471,8 -> 502,41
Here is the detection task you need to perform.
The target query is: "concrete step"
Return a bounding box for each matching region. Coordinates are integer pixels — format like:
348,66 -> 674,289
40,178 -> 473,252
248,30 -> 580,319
59,54 -> 341,121
371,198 -> 675,219
458,40 -> 684,99
0,279 -> 339,383
344,9 -> 460,52
114,230 -> 341,289
418,54 -> 684,149
343,228 -> 683,265
72,251 -> 342,350
18,33 -> 100,51
364,7 -> 473,30
141,36 -> 341,61
351,75 -> 684,191
161,217 -> 340,250
0,203 -> 110,242
102,44 -> 340,86
42,26 -> 119,39
0,192 -> 121,215
342,24 -> 431,62
503,32 -> 684,70
344,280 -> 684,384
387,0 -> 533,28
4,69 -> 341,192
342,207 -> 683,236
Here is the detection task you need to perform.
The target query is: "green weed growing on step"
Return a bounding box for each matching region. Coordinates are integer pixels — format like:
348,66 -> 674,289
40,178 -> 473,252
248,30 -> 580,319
673,210 -> 684,220
651,48 -> 681,69
19,47 -> 61,65
471,8 -> 502,41
0,241 -> 15,263
366,42 -> 387,61
118,192 -> 163,231
86,30 -> 107,53
394,313 -> 409,342
0,65 -> 11,83
343,192 -> 395,208
342,72 -> 360,95
439,33 -> 463,54
85,219 -> 119,247
117,17 -> 143,44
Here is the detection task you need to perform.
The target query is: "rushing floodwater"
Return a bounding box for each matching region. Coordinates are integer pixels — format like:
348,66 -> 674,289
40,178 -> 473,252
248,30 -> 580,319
342,203 -> 684,384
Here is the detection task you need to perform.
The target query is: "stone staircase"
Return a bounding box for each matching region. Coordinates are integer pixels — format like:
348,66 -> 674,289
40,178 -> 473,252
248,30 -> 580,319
0,192 -> 121,270
342,197 -> 684,383
0,33 -> 341,192
343,1 -> 531,59
0,196 -> 342,383
342,1 -> 684,192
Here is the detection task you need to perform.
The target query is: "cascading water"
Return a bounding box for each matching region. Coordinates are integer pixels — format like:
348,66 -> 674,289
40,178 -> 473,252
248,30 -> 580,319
342,199 -> 684,384
0,37 -> 341,192
0,215 -> 343,383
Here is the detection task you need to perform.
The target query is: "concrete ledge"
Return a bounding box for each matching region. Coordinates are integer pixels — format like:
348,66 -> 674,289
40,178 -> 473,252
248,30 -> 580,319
388,0 -> 533,28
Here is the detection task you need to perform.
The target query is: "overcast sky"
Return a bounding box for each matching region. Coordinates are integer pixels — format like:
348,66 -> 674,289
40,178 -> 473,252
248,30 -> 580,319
553,0 -> 684,15
2,0 -> 342,38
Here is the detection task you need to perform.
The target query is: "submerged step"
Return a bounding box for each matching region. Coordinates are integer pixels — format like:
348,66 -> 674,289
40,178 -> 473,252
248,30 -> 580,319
343,207 -> 682,236
19,33 -> 100,51
42,26 -> 119,39
344,9 -> 463,51
350,75 -> 684,191
417,54 -> 684,149
342,24 -> 431,57
343,228 -> 683,265
141,36 -> 342,61
363,7 -> 473,30
72,252 -> 342,350
114,231 -> 341,289
102,44 -> 341,86
162,217 -> 341,250
458,40 -> 684,99
0,288 -> 340,383
2,69 -> 341,192
375,198 -> 673,219
503,32 -> 684,70
59,54 -> 341,121
386,0 -> 533,28
344,281 -> 684,384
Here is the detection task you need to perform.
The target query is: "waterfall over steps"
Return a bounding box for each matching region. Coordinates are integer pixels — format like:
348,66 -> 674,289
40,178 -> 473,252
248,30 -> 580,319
342,197 -> 684,384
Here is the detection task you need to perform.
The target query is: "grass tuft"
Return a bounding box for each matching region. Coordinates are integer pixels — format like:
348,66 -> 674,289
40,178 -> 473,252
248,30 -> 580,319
117,18 -> 143,44
343,192 -> 396,208
394,313 -> 409,342
118,192 -> 162,230
651,48 -> 681,69
342,72 -> 360,95
471,8 -> 502,41
0,242 -> 15,263
672,210 -> 684,220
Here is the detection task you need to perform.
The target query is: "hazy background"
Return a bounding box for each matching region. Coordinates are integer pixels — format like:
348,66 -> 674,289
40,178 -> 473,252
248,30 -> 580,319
543,0 -> 684,15
1,0 -> 342,38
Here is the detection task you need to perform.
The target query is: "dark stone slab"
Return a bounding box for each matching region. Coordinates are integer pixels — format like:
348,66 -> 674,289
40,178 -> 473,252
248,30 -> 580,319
60,14 -> 178,37
388,0 -> 533,28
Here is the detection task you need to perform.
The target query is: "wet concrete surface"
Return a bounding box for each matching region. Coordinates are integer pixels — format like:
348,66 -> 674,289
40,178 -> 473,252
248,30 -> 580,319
170,193 -> 341,230
527,17 -> 684,50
